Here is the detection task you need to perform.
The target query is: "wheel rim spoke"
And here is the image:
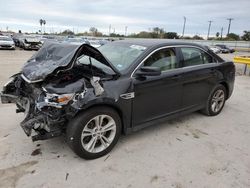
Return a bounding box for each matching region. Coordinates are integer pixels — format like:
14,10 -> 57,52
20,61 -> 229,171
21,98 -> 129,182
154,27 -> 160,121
81,127 -> 93,137
87,137 -> 98,152
100,136 -> 109,148
212,102 -> 217,112
102,121 -> 116,132
93,116 -> 100,128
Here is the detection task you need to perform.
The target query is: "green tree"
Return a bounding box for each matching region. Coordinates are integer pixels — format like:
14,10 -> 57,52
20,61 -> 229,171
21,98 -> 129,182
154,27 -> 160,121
39,19 -> 43,33
151,27 -> 165,38
226,33 -> 240,40
89,27 -> 98,36
110,33 -> 124,37
163,32 -> 179,39
61,29 -> 74,35
241,30 -> 250,41
192,35 -> 204,40
137,31 -> 151,38
216,32 -> 220,38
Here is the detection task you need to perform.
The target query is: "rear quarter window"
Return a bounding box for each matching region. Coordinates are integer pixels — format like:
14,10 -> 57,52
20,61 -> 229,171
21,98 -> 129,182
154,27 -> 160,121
181,47 -> 213,67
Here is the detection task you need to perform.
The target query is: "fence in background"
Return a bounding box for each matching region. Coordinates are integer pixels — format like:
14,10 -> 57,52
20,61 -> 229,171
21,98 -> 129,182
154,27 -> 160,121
124,38 -> 250,49
181,40 -> 250,49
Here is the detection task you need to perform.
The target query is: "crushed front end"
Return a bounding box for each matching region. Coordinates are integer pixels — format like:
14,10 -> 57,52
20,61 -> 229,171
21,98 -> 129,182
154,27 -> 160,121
0,42 -> 119,142
1,74 -> 89,141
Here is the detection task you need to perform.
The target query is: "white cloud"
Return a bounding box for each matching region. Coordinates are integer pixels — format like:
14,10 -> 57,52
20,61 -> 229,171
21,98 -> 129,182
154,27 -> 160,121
0,0 -> 249,35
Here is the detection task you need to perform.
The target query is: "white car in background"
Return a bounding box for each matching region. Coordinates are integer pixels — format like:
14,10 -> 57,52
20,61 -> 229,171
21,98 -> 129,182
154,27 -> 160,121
88,40 -> 102,48
64,38 -> 89,45
0,36 -> 15,50
208,46 -> 221,54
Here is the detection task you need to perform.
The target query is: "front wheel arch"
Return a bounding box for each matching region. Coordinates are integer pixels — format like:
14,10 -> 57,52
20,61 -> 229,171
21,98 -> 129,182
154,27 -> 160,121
73,104 -> 125,134
66,106 -> 122,159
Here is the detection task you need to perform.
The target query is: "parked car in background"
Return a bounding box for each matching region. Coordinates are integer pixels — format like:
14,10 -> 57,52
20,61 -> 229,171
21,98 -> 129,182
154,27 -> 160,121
40,35 -> 57,44
64,37 -> 90,45
12,34 -> 23,47
215,44 -> 235,53
19,35 -> 42,50
0,36 -> 15,50
1,40 -> 235,159
208,46 -> 221,54
88,40 -> 102,48
99,39 -> 111,46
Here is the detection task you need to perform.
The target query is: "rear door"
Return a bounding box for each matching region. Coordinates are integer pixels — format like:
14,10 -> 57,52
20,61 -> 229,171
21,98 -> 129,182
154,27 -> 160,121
178,47 -> 218,109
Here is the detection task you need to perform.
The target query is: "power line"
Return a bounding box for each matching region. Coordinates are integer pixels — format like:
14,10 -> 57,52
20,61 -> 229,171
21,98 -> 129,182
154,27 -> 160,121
227,18 -> 234,35
207,20 -> 213,40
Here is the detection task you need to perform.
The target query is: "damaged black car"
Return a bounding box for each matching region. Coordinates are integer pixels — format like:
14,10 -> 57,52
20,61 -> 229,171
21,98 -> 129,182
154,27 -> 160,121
1,40 -> 235,159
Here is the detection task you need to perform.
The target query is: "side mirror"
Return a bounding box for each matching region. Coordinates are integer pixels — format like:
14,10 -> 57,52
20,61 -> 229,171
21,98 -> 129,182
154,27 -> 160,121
135,66 -> 161,77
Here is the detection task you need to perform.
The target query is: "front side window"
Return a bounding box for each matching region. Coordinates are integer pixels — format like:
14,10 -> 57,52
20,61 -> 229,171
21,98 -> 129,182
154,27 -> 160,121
180,47 -> 213,67
144,48 -> 178,71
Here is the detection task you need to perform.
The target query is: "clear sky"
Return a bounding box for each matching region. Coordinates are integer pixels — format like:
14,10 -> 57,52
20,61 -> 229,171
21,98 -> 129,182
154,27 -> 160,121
0,0 -> 249,37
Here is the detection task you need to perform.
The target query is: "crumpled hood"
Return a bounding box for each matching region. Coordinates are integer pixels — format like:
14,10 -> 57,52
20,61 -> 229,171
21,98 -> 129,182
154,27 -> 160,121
21,41 -> 119,83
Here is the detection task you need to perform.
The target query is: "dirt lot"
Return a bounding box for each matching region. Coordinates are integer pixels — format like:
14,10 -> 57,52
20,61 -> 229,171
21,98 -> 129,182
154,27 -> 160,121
0,50 -> 249,188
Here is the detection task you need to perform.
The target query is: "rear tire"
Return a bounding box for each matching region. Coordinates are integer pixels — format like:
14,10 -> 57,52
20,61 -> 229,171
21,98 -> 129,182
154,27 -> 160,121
66,107 -> 122,160
201,84 -> 226,116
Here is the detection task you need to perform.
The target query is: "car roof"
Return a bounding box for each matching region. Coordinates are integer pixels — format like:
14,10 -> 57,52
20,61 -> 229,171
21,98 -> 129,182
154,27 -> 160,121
113,39 -> 206,49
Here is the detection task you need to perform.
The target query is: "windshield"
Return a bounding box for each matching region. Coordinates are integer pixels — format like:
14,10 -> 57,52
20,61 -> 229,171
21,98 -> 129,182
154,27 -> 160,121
98,43 -> 147,71
0,37 -> 12,41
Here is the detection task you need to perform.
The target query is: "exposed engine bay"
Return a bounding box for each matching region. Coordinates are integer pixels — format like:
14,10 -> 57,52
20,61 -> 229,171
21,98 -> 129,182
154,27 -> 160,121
0,42 -> 119,141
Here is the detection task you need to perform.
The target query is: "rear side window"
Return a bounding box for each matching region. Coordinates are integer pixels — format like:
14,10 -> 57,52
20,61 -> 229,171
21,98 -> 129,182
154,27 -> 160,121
181,47 -> 213,67
144,48 -> 178,71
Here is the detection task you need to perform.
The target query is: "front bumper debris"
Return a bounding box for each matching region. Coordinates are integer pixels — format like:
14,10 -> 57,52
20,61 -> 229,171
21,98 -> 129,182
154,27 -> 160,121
0,93 -> 18,103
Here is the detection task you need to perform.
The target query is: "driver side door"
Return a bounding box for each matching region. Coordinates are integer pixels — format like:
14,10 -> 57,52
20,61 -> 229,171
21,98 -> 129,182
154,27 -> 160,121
132,47 -> 183,126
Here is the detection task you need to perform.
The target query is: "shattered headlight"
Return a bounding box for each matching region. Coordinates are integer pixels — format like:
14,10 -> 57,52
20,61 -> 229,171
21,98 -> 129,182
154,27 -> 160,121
45,93 -> 75,105
37,92 -> 75,110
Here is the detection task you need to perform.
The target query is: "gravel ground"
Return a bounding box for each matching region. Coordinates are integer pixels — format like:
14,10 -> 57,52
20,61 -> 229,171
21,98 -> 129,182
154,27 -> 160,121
0,49 -> 249,188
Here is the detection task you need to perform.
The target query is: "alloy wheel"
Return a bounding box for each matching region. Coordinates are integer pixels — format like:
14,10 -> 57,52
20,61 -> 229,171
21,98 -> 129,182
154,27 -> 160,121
81,115 -> 116,153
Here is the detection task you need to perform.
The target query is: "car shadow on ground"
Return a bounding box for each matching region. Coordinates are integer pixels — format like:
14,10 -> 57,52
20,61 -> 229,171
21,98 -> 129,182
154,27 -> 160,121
34,111 -> 205,160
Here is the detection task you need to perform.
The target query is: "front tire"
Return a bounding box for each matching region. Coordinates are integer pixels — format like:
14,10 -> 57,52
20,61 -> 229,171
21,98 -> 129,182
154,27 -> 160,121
202,84 -> 226,116
66,107 -> 122,160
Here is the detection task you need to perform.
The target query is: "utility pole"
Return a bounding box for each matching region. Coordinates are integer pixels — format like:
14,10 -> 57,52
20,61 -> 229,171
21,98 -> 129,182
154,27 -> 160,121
220,27 -> 223,39
182,16 -> 186,38
207,20 -> 213,40
125,26 -> 128,36
109,24 -> 111,36
227,18 -> 233,35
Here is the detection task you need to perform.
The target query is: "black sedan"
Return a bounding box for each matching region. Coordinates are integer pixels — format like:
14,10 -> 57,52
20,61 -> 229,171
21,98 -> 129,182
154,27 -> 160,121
1,40 -> 235,159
